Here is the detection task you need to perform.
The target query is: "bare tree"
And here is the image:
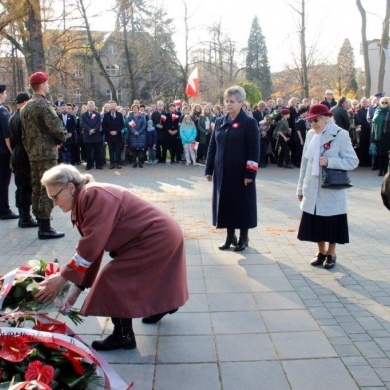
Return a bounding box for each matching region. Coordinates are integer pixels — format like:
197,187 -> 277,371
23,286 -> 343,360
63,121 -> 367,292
356,0 -> 371,97
377,0 -> 390,93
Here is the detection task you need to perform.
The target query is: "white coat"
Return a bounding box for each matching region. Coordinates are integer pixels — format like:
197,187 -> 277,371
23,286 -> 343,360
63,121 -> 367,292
297,121 -> 359,216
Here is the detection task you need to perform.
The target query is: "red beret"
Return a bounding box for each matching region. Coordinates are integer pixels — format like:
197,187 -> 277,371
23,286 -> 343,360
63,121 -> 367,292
281,109 -> 290,115
29,71 -> 49,84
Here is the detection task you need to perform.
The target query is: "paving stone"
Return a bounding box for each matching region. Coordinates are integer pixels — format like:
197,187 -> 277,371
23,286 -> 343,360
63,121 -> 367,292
211,311 -> 266,334
348,365 -> 383,387
262,310 -> 320,332
253,291 -> 305,310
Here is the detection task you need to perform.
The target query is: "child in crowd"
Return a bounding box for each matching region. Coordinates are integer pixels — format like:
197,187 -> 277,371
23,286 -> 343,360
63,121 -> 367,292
179,114 -> 197,165
146,119 -> 157,164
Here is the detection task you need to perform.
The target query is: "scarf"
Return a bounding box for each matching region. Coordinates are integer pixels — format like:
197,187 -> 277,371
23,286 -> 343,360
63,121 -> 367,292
372,106 -> 390,141
303,130 -> 324,176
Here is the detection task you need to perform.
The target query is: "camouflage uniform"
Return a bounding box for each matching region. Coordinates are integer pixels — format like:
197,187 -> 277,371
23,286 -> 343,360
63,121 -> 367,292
20,94 -> 67,219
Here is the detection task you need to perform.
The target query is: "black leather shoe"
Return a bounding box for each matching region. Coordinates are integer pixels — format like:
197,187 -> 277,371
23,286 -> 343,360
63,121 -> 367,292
219,234 -> 238,250
18,218 -> 39,228
310,253 -> 326,266
323,255 -> 337,269
110,164 -> 115,169
38,227 -> 65,240
234,237 -> 249,251
116,164 -> 122,169
133,162 -> 137,168
0,211 -> 19,220
138,162 -> 143,168
91,333 -> 136,351
96,166 -> 103,170
142,309 -> 178,324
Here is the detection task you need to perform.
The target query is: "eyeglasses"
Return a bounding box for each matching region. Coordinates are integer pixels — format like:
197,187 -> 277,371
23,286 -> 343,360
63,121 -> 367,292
48,184 -> 68,201
381,102 -> 389,105
308,118 -> 320,123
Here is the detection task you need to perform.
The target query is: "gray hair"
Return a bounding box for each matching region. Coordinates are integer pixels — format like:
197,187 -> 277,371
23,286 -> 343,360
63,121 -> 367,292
41,164 -> 94,187
224,85 -> 246,102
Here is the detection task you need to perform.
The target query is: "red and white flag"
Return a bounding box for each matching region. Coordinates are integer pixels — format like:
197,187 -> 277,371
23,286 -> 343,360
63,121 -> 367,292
160,114 -> 167,123
172,114 -> 179,121
185,67 -> 199,98
129,120 -> 136,128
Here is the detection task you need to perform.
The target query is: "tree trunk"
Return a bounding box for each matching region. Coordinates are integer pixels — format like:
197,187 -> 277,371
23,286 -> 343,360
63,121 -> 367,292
356,0 -> 371,97
377,0 -> 390,93
300,0 -> 309,98
24,0 -> 45,73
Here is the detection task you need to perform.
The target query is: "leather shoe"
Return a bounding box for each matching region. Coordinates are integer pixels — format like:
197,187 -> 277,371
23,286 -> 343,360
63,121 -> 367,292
310,253 -> 326,266
142,309 -> 178,324
18,218 -> 39,228
91,333 -> 136,351
218,234 -> 238,250
109,164 -> 115,169
116,164 -> 122,169
234,237 -> 249,251
323,255 -> 337,269
0,211 -> 19,220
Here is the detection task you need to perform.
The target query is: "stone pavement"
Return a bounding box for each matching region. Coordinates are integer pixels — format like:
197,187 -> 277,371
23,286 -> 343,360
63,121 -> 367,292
1,162 -> 390,389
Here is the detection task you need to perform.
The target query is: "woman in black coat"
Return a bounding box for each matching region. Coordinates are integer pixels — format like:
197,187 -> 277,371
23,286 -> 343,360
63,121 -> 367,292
205,86 -> 260,251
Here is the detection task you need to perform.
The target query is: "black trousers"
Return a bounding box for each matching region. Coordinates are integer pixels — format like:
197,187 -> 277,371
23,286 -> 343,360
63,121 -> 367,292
85,142 -> 103,168
0,153 -> 12,215
13,163 -> 32,212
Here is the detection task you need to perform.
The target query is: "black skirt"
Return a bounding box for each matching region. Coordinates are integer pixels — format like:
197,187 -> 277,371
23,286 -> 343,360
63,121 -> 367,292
297,211 -> 349,244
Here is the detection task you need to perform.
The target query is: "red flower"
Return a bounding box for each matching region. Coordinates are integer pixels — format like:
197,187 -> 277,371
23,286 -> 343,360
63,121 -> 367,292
0,335 -> 33,362
323,142 -> 331,150
25,361 -> 55,385
232,123 -> 239,128
33,321 -> 67,335
63,350 -> 84,375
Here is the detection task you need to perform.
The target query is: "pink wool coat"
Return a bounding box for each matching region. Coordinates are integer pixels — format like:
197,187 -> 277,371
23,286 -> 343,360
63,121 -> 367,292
61,182 -> 189,318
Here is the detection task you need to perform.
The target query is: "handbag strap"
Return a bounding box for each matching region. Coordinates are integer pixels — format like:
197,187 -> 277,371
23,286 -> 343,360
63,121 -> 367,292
321,129 -> 341,156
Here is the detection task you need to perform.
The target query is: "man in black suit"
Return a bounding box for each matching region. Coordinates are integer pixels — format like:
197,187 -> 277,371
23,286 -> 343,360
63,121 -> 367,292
102,101 -> 124,169
330,96 -> 350,130
81,101 -> 103,170
58,103 -> 77,164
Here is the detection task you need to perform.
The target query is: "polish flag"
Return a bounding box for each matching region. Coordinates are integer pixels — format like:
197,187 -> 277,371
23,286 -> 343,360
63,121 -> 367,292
185,67 -> 199,98
174,99 -> 182,107
160,114 -> 167,123
172,114 -> 179,121
129,120 -> 136,128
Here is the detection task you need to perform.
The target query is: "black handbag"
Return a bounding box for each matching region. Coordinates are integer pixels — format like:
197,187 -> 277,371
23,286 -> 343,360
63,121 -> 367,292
322,167 -> 352,189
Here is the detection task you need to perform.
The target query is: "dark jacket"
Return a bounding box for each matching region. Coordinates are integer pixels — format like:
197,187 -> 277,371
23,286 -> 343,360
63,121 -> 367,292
81,111 -> 102,144
320,98 -> 337,110
58,112 -> 77,147
355,107 -> 371,139
0,105 -> 10,156
164,112 -> 180,149
102,111 -> 124,143
9,109 -> 29,166
330,104 -> 350,130
205,109 -> 260,229
146,127 -> 157,147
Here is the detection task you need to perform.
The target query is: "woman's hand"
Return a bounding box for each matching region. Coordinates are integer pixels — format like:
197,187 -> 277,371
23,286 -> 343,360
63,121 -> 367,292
206,175 -> 212,181
319,156 -> 328,166
244,178 -> 253,186
34,274 -> 68,303
298,195 -> 303,202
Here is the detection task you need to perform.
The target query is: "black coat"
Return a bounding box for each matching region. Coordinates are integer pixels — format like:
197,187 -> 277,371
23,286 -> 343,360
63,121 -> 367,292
330,105 -> 350,130
81,111 -> 102,144
205,109 -> 260,229
102,111 -> 124,143
58,113 -> 77,146
9,109 -> 29,167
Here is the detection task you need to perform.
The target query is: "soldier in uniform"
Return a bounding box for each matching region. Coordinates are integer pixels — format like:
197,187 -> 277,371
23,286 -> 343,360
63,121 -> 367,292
9,92 -> 38,228
0,84 -> 19,220
20,71 -> 67,239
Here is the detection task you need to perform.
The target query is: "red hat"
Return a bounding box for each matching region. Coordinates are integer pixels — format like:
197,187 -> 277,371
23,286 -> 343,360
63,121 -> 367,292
305,104 -> 333,121
281,109 -> 290,115
29,71 -> 49,84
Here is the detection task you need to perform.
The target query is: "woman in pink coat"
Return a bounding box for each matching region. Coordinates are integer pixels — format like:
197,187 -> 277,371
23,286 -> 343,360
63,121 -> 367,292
36,164 -> 188,351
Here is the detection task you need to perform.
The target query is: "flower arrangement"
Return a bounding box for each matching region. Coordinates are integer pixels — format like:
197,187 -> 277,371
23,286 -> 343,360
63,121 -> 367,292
268,109 -> 279,122
0,327 -> 105,389
0,260 -> 83,326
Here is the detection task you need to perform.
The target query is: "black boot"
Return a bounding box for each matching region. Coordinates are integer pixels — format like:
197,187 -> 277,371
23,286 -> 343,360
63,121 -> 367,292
18,208 -> 39,228
38,219 -> 65,240
92,318 -> 136,351
234,229 -> 249,251
133,158 -> 138,168
218,228 -> 238,250
142,308 -> 178,324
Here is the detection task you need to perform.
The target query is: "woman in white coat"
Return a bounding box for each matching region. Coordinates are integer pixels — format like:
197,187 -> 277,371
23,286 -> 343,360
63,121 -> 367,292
297,104 -> 359,269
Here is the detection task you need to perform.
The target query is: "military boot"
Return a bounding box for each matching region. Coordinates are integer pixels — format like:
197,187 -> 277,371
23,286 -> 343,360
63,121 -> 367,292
92,318 -> 136,351
18,208 -> 39,228
38,219 -> 65,239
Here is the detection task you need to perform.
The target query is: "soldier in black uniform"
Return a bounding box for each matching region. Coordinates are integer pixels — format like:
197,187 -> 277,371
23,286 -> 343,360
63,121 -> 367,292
9,92 -> 38,228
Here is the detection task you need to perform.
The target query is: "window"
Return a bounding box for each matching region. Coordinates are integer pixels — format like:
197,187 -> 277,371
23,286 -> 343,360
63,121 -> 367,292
74,89 -> 82,103
75,69 -> 83,79
106,90 -> 112,101
117,89 -> 122,103
106,65 -> 120,77
108,45 -> 116,55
